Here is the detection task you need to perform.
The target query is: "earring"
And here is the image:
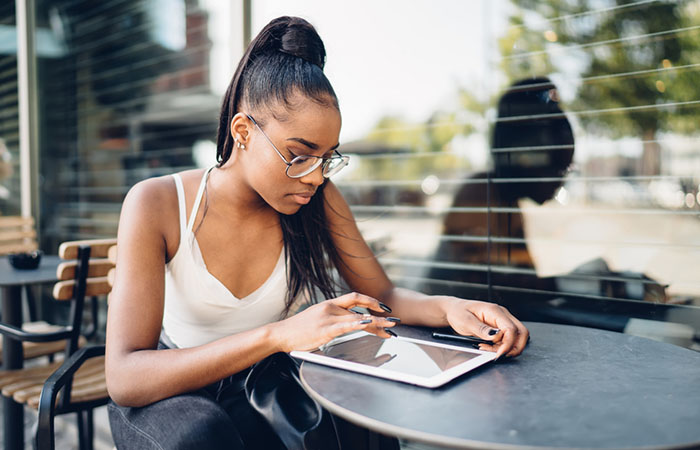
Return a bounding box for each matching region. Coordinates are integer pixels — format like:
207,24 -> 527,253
237,141 -> 246,150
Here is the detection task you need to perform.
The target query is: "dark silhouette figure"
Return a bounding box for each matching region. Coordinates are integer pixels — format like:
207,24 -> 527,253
427,77 -> 574,302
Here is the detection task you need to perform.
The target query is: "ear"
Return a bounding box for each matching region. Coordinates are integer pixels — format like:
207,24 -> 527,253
230,112 -> 251,146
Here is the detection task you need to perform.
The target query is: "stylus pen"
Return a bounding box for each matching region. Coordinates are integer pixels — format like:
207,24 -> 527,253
431,332 -> 493,345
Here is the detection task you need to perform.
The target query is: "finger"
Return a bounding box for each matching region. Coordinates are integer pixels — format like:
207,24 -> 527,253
505,323 -> 530,357
455,312 -> 501,342
494,323 -> 520,359
489,308 -> 528,358
331,292 -> 389,314
328,314 -> 376,335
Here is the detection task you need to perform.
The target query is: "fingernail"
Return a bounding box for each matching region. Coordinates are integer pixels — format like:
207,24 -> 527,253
488,328 -> 499,336
386,317 -> 401,323
378,302 -> 392,313
359,319 -> 372,324
384,328 -> 397,337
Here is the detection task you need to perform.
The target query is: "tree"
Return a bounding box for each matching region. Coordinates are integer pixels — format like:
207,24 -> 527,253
506,0 -> 700,175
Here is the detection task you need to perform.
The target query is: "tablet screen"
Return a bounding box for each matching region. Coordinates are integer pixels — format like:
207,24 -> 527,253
311,334 -> 480,378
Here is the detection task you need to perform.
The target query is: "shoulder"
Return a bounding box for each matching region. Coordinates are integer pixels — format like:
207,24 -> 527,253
123,168 -> 207,213
122,174 -> 177,216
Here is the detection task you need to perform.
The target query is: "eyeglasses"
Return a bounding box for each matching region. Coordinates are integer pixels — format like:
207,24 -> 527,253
246,114 -> 350,179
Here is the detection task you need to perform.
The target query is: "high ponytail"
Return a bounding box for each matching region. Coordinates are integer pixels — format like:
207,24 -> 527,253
214,17 -> 342,315
216,16 -> 338,165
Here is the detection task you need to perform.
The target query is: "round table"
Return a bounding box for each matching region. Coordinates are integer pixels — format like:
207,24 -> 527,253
300,322 -> 700,449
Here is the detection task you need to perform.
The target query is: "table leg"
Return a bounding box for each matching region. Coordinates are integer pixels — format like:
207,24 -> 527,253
2,285 -> 24,450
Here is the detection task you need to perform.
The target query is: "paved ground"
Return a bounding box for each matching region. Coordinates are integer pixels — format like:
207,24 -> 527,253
2,400 -> 447,449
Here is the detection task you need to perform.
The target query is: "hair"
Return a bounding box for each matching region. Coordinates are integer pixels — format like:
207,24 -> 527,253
213,16 -> 341,314
492,77 -> 574,176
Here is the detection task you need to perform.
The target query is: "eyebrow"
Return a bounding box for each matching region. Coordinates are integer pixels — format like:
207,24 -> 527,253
286,137 -> 340,153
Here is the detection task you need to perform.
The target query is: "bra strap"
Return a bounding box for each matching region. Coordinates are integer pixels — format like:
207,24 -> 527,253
171,173 -> 187,237
187,166 -> 215,232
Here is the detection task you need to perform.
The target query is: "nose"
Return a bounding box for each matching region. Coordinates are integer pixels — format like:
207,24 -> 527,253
299,163 -> 325,187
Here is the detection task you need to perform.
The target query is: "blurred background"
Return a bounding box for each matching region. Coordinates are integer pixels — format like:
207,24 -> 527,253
1,0 -> 699,353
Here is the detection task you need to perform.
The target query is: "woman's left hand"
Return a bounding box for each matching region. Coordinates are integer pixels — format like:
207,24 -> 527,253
444,299 -> 529,359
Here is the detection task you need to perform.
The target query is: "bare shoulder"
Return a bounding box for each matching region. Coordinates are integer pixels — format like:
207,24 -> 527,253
119,169 -> 207,259
121,175 -> 177,225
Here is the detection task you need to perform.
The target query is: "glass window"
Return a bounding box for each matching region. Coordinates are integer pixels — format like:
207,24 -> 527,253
14,0 -> 698,349
255,0 -> 700,350
0,1 -> 19,215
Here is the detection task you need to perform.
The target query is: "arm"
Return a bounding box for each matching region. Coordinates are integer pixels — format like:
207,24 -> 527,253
323,182 -> 529,358
106,178 -> 391,407
105,177 -> 280,406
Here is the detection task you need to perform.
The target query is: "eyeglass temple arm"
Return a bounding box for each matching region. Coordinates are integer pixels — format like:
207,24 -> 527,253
245,114 -> 292,167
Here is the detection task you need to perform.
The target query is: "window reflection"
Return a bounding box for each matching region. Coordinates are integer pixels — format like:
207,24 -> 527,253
0,0 -> 695,348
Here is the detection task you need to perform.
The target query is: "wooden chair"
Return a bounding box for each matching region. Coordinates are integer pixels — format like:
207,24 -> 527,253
0,238 -> 116,450
0,215 -> 37,255
0,216 -> 87,364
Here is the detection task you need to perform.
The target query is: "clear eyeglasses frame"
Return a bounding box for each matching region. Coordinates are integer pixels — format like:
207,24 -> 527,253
245,114 -> 349,179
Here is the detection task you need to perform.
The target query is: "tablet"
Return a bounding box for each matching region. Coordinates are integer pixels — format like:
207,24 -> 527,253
291,331 -> 496,388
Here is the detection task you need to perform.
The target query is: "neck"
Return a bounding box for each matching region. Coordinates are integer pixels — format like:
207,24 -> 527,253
206,164 -> 274,223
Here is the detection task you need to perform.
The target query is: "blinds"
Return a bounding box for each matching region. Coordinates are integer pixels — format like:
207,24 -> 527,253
1,0 -> 697,347
0,1 -> 19,215
34,0 -> 221,250
332,0 -> 700,346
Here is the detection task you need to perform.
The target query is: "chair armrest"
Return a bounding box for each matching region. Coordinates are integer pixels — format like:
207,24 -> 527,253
0,323 -> 73,342
36,345 -> 106,450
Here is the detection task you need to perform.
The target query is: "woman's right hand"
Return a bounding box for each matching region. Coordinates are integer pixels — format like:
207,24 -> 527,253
271,292 -> 399,353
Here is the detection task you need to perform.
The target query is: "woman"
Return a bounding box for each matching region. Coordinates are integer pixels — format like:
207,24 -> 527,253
106,16 -> 529,449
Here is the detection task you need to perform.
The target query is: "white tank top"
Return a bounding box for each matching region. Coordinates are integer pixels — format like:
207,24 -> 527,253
161,167 -> 289,348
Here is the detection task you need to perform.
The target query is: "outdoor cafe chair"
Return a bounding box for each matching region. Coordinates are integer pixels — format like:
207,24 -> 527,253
0,216 -> 89,365
0,238 -> 116,450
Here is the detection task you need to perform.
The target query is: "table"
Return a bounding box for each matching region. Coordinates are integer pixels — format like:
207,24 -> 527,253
300,322 -> 700,449
0,255 -> 60,450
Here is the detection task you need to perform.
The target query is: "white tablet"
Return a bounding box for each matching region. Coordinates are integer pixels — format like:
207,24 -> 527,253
291,331 -> 496,388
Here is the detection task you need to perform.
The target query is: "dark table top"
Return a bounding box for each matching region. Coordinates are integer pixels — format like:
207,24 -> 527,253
300,322 -> 700,449
0,255 -> 61,287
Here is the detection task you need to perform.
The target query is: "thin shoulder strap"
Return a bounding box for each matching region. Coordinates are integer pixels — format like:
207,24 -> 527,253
187,166 -> 215,232
171,173 -> 187,236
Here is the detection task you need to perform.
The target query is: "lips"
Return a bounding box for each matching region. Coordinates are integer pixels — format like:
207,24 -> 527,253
290,191 -> 315,205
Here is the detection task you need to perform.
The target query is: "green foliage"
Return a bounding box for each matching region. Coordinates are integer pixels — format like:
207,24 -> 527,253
510,0 -> 700,137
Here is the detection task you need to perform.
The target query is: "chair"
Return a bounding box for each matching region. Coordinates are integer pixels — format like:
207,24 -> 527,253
0,215 -> 37,255
0,238 -> 116,450
36,240 -> 117,450
0,216 -> 88,365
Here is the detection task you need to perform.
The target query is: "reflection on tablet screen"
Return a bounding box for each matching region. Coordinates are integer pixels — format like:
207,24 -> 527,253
312,335 -> 479,378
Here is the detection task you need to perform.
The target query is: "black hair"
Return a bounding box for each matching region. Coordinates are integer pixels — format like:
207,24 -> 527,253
214,16 -> 341,314
492,77 -> 574,176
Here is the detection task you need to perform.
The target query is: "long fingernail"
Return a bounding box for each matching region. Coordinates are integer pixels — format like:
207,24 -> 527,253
384,328 -> 397,337
359,319 -> 372,324
488,328 -> 499,336
386,317 -> 401,323
378,302 -> 392,313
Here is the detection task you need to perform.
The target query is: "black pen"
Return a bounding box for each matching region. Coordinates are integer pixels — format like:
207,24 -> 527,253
431,332 -> 493,346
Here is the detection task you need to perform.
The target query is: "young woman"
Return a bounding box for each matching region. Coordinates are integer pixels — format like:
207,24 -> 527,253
105,16 -> 529,449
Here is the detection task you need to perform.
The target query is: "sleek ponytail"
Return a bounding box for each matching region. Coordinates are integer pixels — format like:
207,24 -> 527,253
214,16 -> 341,314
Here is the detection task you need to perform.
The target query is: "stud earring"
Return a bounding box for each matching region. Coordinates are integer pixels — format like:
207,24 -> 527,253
237,141 -> 246,150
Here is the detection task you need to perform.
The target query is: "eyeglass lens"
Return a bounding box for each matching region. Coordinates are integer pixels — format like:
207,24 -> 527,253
287,155 -> 348,178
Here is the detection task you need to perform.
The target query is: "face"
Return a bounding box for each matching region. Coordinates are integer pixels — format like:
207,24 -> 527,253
234,96 -> 342,215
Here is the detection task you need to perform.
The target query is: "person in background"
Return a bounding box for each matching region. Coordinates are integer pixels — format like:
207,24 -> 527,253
106,16 -> 529,449
427,77 -> 574,302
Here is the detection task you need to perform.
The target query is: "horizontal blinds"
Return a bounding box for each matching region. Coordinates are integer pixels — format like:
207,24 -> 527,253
35,0 -> 220,249
336,0 -> 700,316
0,1 -> 19,215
